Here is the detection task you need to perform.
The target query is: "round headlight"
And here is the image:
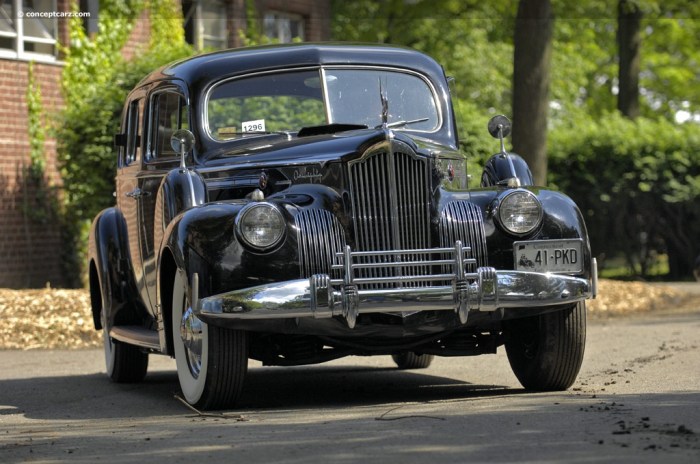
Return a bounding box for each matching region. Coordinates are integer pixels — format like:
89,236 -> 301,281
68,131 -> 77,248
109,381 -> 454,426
236,203 -> 286,250
498,190 -> 542,235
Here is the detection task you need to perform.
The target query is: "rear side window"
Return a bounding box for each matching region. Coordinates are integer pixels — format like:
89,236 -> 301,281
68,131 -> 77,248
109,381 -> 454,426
148,91 -> 189,160
122,98 -> 143,166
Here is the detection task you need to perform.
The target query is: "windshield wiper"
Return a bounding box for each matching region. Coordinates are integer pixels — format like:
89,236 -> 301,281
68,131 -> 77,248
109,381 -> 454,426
298,123 -> 368,137
380,117 -> 430,129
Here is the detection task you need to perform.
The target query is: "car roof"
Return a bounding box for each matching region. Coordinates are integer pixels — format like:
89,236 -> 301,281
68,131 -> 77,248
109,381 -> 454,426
138,43 -> 447,91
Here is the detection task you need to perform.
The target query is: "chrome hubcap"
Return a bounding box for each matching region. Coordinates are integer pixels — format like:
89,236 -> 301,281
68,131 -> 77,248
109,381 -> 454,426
180,306 -> 203,378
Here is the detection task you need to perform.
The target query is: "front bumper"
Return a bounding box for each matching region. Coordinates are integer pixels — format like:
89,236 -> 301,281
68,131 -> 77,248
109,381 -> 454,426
195,242 -> 597,329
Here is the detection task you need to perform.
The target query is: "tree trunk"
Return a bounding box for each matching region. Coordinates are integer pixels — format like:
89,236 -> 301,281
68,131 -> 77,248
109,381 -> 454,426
617,0 -> 642,119
512,0 -> 553,186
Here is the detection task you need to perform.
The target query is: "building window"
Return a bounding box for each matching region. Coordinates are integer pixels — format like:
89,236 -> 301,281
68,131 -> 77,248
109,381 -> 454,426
0,0 -> 58,61
79,0 -> 98,36
183,0 -> 227,51
263,11 -> 304,43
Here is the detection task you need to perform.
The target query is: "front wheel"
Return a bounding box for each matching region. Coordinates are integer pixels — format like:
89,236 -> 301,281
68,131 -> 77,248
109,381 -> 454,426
172,272 -> 248,410
504,302 -> 586,391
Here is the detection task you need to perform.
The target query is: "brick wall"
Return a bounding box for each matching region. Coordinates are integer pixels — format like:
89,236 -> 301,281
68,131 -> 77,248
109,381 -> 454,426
0,5 -> 153,289
122,10 -> 151,61
0,60 -> 65,288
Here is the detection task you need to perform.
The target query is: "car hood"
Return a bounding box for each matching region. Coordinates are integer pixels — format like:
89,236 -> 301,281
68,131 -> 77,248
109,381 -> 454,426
200,128 -> 460,169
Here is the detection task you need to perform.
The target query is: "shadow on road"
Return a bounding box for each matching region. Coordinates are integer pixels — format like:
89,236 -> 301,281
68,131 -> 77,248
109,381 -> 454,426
0,363 -> 518,420
238,365 -> 518,410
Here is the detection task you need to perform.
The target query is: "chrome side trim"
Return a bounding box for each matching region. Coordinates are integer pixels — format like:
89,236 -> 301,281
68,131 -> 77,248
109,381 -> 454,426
109,326 -> 161,351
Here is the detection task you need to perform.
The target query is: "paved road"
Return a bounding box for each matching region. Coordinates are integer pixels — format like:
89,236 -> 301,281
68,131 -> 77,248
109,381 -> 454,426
1,309 -> 699,463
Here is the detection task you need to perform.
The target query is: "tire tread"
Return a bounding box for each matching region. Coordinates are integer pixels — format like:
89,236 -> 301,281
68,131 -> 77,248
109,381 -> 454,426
505,302 -> 586,391
197,327 -> 248,410
109,341 -> 148,383
392,352 -> 434,370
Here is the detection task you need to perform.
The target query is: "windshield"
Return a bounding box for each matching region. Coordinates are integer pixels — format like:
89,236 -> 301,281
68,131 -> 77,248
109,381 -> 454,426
206,68 -> 440,141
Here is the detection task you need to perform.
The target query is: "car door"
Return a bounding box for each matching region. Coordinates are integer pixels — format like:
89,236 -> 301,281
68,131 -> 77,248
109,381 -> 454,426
139,87 -> 190,309
116,92 -> 149,309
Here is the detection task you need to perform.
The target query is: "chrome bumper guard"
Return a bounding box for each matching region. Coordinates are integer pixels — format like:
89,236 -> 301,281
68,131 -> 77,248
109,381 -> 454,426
196,242 -> 596,329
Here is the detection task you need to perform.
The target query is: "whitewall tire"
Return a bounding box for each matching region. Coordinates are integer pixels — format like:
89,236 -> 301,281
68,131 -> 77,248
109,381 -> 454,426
172,272 -> 248,410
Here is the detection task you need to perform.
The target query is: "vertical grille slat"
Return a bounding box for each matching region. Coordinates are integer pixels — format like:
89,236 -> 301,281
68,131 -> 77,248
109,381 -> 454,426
295,209 -> 346,279
348,143 -> 431,289
438,201 -> 488,281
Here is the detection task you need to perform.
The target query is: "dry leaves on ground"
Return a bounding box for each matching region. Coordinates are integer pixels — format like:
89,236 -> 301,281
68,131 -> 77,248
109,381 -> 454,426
0,288 -> 99,350
587,280 -> 699,315
1,280 -> 699,350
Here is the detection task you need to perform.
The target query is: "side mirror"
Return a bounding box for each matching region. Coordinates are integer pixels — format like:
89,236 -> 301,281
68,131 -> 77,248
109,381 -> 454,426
487,115 -> 511,139
487,115 -> 511,156
486,115 -> 520,187
171,129 -> 195,171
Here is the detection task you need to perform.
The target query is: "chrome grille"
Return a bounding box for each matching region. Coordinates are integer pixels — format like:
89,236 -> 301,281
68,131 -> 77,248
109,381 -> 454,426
439,201 -> 488,278
295,209 -> 346,279
348,142 -> 430,288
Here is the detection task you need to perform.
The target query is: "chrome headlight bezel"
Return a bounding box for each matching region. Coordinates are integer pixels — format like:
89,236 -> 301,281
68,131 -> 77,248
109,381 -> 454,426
235,202 -> 286,251
496,189 -> 543,236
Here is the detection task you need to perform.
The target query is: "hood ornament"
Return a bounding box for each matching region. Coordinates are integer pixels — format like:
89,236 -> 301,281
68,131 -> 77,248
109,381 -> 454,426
379,78 -> 389,129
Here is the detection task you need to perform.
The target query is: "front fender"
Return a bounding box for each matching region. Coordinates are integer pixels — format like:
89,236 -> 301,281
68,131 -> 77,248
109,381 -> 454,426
436,187 -> 593,278
160,201 -> 251,301
160,184 -> 346,302
481,152 -> 534,187
154,168 -> 208,258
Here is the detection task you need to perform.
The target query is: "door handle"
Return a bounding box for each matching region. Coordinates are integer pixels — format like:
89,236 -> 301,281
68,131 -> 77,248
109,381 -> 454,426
125,188 -> 150,199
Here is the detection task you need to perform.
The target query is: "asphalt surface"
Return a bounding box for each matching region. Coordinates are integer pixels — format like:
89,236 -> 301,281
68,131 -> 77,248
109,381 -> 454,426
1,308 -> 699,463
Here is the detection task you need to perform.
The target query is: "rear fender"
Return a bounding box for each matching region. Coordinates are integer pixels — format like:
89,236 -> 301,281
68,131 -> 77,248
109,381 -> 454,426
87,208 -> 137,330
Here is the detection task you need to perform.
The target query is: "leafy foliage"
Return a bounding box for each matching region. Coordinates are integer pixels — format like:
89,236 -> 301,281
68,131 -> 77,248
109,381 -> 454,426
58,0 -> 192,222
27,63 -> 46,175
549,113 -> 700,278
56,0 -> 193,284
23,62 -> 57,225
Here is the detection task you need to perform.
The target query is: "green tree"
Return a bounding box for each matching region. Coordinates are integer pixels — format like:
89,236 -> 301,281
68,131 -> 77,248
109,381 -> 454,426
57,0 -> 193,283
332,0 -> 515,164
59,0 -> 192,222
617,0 -> 642,118
512,0 -> 554,185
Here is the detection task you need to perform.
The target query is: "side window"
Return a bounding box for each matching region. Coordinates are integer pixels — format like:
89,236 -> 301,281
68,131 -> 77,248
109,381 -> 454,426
149,91 -> 189,160
124,98 -> 144,166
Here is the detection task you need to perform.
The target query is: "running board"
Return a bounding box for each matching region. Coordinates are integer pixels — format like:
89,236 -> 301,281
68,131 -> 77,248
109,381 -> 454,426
109,326 -> 161,351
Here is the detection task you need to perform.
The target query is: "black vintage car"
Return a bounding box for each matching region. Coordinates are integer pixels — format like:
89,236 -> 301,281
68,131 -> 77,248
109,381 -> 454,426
88,43 -> 597,410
